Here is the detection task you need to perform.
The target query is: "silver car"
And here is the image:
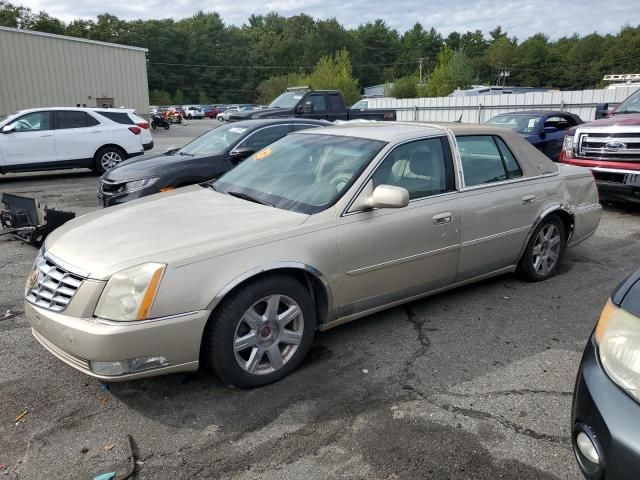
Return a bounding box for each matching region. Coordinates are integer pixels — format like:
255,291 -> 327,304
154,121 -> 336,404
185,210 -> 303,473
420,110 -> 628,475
24,122 -> 602,387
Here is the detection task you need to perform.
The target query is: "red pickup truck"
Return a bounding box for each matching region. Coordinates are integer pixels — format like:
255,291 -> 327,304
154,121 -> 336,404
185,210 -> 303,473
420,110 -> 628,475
560,88 -> 640,204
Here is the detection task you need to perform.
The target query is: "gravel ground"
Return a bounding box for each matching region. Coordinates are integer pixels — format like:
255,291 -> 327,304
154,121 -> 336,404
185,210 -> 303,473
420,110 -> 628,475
1,124 -> 639,479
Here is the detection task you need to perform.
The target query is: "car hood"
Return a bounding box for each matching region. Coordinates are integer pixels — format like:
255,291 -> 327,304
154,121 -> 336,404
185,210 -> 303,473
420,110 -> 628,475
104,152 -> 225,181
229,108 -> 291,121
45,186 -> 308,280
583,114 -> 640,127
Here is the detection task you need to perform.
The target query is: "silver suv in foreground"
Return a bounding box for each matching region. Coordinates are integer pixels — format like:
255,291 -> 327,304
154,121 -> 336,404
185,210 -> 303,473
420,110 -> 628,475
25,122 -> 601,387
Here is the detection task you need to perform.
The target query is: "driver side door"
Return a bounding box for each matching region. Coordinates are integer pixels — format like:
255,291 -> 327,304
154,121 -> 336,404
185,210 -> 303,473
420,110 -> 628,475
335,136 -> 461,318
0,111 -> 56,168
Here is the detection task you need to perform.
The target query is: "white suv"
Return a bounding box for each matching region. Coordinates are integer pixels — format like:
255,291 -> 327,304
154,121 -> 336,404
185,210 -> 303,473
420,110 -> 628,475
0,107 -> 150,175
184,106 -> 204,119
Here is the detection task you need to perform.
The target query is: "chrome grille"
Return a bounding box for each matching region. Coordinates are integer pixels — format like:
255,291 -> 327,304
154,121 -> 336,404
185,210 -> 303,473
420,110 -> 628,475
25,255 -> 84,312
578,132 -> 640,160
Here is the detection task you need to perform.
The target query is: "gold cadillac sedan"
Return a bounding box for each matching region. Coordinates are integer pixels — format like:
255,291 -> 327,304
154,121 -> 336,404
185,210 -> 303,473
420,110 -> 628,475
24,122 -> 602,387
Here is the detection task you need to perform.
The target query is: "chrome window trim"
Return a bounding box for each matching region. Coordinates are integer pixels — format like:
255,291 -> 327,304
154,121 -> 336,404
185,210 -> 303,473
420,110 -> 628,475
458,171 -> 558,193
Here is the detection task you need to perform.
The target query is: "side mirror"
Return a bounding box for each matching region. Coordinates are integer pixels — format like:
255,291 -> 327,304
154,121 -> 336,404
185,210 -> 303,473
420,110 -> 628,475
368,185 -> 409,209
230,147 -> 255,163
1,124 -> 16,134
165,145 -> 178,153
541,126 -> 558,134
595,103 -> 609,119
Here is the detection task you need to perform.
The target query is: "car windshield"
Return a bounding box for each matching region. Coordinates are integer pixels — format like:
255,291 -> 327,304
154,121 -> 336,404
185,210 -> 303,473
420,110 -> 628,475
351,100 -> 368,110
269,92 -> 305,109
485,114 -> 542,134
614,90 -> 640,114
213,133 -> 386,214
179,124 -> 250,156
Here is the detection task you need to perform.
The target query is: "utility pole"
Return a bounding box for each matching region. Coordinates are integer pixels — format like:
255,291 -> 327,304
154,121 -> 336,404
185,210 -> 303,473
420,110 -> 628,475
418,57 -> 426,84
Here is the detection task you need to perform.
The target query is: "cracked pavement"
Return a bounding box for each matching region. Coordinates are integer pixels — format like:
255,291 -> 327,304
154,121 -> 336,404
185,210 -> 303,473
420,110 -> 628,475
1,130 -> 640,479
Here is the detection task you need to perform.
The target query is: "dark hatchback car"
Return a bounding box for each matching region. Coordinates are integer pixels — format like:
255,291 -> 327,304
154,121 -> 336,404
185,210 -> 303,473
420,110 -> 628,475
485,110 -> 583,161
98,118 -> 329,206
572,269 -> 640,479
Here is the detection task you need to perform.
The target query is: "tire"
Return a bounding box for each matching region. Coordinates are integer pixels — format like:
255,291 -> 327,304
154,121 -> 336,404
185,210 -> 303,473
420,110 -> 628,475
187,114 -> 193,119
518,214 -> 566,282
163,123 -> 170,130
94,146 -> 126,175
204,275 -> 316,388
151,123 -> 157,130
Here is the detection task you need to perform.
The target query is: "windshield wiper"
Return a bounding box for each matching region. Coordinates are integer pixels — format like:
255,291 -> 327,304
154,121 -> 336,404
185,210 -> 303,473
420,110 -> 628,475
227,190 -> 273,207
179,151 -> 194,156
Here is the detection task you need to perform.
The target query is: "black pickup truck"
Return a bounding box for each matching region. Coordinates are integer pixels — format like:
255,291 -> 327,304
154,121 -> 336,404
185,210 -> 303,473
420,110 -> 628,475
228,88 -> 396,122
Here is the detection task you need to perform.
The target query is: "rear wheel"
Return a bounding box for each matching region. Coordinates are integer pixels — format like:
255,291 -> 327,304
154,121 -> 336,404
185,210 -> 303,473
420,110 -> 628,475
204,275 -> 316,388
94,146 -> 126,175
518,215 -> 566,281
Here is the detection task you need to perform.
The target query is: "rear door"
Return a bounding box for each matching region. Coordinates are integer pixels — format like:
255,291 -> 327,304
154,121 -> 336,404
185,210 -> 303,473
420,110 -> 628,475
53,111 -> 106,161
456,135 -> 547,281
326,93 -> 347,121
0,111 -> 55,168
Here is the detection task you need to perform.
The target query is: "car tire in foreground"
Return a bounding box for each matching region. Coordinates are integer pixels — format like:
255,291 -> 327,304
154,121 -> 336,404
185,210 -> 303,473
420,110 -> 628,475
204,275 -> 316,388
94,146 -> 126,175
518,214 -> 566,282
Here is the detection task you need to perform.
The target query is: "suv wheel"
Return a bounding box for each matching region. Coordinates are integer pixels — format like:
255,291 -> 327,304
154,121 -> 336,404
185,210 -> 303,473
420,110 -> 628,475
518,215 -> 566,282
204,275 -> 316,388
94,146 -> 126,175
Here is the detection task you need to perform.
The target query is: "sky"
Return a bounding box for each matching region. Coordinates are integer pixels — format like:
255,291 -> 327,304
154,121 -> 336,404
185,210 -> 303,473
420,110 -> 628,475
18,0 -> 639,39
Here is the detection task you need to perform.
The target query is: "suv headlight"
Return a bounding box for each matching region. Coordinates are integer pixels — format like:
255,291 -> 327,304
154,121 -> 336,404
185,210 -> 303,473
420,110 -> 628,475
95,263 -> 165,321
123,177 -> 159,193
595,300 -> 640,402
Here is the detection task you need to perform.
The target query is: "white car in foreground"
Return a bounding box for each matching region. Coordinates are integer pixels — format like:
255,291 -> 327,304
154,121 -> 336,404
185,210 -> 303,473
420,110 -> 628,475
0,107 -> 150,175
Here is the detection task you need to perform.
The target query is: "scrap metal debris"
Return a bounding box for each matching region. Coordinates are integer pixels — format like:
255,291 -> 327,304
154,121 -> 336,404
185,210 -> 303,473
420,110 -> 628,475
0,193 -> 75,245
3,309 -> 23,320
14,410 -> 28,424
95,435 -> 138,480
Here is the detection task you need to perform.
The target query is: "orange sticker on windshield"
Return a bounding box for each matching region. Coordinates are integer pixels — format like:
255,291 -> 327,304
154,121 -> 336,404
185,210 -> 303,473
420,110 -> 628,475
254,148 -> 272,161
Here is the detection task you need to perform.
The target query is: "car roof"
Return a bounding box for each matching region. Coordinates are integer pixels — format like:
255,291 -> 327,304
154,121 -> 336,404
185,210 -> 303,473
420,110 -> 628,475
14,107 -> 136,114
491,110 -> 578,117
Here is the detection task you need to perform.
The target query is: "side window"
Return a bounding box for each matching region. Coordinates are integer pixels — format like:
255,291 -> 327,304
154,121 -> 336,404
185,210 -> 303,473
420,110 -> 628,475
327,94 -> 343,112
99,112 -> 133,125
457,135 -> 522,187
372,137 -> 451,200
238,125 -> 290,151
56,111 -> 98,129
495,137 -> 523,179
10,111 -> 52,131
307,94 -> 327,113
545,116 -> 571,131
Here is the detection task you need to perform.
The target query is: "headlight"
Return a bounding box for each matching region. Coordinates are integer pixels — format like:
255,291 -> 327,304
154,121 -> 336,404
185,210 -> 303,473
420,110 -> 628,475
94,263 -> 165,321
562,134 -> 574,158
123,177 -> 159,193
595,300 -> 640,401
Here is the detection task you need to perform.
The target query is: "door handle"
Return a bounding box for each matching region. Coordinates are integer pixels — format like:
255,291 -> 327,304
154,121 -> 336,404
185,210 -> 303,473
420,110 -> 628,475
432,212 -> 453,225
522,195 -> 536,205
39,134 -> 53,137
90,130 -> 103,133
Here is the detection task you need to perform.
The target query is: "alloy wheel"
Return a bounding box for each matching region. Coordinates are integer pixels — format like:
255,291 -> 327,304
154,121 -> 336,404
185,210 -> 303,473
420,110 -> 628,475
100,151 -> 123,170
532,224 -> 561,275
233,294 -> 304,375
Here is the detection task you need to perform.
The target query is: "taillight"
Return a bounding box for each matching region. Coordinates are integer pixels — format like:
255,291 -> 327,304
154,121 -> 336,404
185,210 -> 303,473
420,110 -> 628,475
136,122 -> 149,129
128,126 -> 142,135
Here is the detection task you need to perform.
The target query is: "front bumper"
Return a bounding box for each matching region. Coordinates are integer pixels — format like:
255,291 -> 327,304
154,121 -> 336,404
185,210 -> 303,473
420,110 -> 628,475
25,300 -> 209,381
572,337 -> 640,479
97,182 -> 158,207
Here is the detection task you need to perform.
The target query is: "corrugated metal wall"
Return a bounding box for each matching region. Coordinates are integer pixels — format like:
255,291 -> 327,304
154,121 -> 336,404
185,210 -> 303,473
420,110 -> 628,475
367,86 -> 640,123
0,27 -> 149,117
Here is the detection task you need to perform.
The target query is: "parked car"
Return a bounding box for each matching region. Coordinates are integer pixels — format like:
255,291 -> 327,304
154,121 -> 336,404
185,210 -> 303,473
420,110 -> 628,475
485,111 -> 583,161
184,106 -> 205,119
217,107 -> 239,122
572,268 -> 640,479
227,88 -> 397,122
0,107 -> 146,175
97,109 -> 153,151
560,88 -> 640,204
98,119 -> 330,206
25,123 -> 601,388
202,106 -> 221,118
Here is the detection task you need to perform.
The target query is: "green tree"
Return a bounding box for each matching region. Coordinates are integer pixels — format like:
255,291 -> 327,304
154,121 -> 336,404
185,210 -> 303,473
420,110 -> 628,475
388,72 -> 419,98
426,47 -> 474,96
197,91 -> 210,104
256,72 -> 307,104
149,89 -> 172,105
173,89 -> 185,105
305,49 -> 360,104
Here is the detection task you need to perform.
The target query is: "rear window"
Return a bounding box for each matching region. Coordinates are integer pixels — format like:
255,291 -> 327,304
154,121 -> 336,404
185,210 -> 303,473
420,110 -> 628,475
99,111 -> 135,125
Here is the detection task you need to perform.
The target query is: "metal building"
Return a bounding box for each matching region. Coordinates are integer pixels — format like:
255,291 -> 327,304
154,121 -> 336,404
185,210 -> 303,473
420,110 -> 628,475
0,27 -> 149,118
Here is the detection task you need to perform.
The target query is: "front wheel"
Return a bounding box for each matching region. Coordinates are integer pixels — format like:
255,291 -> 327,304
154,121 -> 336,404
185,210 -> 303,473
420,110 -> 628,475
204,275 -> 316,388
518,215 -> 566,282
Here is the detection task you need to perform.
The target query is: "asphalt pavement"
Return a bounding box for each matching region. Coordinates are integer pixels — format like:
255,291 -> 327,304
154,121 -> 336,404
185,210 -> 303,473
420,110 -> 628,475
1,123 -> 639,479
